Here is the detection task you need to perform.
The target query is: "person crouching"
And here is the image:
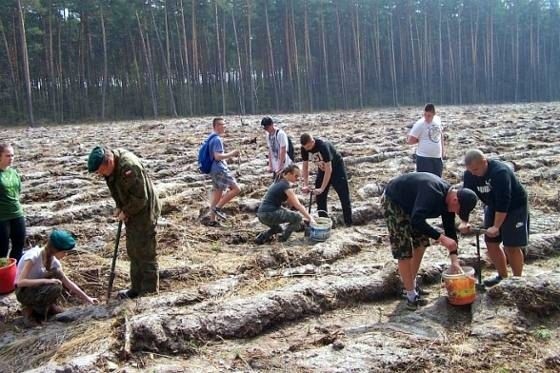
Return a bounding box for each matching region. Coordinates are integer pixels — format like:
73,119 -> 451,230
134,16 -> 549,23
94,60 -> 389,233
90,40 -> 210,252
15,229 -> 98,327
256,164 -> 316,244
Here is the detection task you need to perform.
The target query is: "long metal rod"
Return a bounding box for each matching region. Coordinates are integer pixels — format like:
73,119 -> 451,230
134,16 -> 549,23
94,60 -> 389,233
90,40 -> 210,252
106,220 -> 123,303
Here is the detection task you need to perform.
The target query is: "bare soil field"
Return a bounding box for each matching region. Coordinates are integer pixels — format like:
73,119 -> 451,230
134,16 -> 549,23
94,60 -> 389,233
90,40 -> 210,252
1,102 -> 560,372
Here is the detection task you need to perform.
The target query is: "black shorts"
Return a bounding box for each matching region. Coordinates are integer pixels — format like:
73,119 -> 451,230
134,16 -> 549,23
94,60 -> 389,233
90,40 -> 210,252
415,155 -> 443,177
484,204 -> 529,247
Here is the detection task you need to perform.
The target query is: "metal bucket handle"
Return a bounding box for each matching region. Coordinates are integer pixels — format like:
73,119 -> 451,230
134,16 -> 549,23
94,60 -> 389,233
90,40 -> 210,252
316,210 -> 330,218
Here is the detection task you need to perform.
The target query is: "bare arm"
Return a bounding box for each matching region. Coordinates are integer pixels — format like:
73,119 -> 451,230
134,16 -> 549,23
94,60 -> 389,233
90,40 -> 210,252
213,149 -> 239,161
407,135 -> 419,145
59,270 -> 98,304
493,212 -> 507,229
302,161 -> 309,187
317,162 -> 333,192
441,130 -> 446,158
285,189 -> 314,222
277,146 -> 287,172
16,260 -> 60,288
267,149 -> 273,172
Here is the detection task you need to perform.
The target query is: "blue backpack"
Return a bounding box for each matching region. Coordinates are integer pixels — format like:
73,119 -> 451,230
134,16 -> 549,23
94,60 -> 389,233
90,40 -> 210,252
198,133 -> 219,174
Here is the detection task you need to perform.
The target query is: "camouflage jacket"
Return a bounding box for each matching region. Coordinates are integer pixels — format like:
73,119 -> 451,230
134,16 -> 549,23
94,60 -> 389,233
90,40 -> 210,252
105,149 -> 161,221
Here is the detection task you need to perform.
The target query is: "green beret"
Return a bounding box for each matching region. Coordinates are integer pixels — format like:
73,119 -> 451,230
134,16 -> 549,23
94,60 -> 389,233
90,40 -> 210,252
49,229 -> 76,251
88,146 -> 105,172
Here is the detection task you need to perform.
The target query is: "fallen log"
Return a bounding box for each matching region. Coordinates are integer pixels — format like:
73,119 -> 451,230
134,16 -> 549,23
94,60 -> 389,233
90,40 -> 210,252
486,271 -> 560,316
128,264 -> 403,353
159,265 -> 216,280
242,240 -> 362,272
357,183 -> 386,199
345,151 -> 406,166
524,232 -> 560,260
332,203 -> 384,227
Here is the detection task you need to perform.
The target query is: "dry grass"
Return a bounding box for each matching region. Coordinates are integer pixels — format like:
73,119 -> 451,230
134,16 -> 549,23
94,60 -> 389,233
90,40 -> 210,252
0,320 -> 112,371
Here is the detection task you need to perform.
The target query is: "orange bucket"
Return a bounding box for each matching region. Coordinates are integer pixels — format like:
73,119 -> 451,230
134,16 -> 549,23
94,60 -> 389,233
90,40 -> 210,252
442,266 -> 476,305
0,258 -> 17,294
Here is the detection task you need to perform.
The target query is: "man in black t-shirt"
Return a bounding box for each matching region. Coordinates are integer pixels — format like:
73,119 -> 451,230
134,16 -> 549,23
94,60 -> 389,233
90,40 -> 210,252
460,149 -> 529,287
300,133 -> 352,226
384,172 -> 478,310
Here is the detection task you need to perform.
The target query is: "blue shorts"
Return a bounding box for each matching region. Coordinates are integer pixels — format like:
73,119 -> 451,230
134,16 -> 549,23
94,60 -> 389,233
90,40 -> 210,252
484,204 -> 529,247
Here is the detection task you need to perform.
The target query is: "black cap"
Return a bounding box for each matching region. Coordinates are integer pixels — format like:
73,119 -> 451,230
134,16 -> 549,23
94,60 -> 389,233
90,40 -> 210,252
261,116 -> 273,127
457,188 -> 478,221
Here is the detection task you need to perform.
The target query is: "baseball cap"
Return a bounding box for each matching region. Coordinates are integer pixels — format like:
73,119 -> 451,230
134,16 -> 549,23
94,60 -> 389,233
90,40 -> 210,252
457,188 -> 478,221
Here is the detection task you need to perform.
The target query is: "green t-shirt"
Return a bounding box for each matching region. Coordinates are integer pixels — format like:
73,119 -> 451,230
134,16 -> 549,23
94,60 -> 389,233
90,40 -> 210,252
0,167 -> 24,221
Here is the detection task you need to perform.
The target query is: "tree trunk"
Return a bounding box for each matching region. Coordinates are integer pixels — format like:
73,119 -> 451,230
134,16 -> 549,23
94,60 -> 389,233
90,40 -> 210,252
164,2 -> 178,117
191,0 -> 199,113
303,0 -> 313,111
231,7 -> 246,115
57,21 -> 64,122
16,0 -> 34,126
335,3 -> 347,109
319,1 -> 330,109
438,5 -> 443,103
352,3 -> 363,108
389,13 -> 399,106
246,0 -> 256,113
264,0 -> 279,112
290,0 -> 302,111
151,6 -> 177,117
136,12 -> 158,117
47,1 -> 57,121
214,0 -> 226,115
0,17 -> 20,116
179,0 -> 193,116
100,5 -> 108,120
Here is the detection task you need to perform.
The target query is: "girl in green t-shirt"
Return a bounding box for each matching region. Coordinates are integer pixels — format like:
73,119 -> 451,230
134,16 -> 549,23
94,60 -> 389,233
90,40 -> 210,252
0,143 -> 26,262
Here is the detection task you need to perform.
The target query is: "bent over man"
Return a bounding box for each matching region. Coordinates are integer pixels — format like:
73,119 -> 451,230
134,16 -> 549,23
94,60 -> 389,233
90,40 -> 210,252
383,172 -> 477,310
88,146 -> 161,299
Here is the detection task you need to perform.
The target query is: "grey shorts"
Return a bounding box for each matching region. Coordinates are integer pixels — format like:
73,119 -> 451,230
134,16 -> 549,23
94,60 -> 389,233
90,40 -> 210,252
484,204 -> 529,247
211,171 -> 237,191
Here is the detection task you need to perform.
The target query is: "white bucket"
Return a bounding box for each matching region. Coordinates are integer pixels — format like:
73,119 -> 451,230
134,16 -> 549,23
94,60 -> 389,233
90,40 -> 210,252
309,211 -> 332,242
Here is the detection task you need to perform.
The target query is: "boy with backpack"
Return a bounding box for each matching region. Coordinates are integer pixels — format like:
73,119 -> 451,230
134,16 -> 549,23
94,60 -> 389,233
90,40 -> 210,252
261,117 -> 294,180
198,117 -> 241,226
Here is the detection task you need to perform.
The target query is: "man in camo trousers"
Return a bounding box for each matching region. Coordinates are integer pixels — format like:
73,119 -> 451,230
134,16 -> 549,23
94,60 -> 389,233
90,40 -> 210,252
88,146 -> 161,299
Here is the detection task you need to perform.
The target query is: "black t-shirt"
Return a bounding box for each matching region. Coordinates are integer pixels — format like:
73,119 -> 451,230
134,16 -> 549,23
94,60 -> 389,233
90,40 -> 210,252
258,179 -> 290,213
301,138 -> 343,173
463,159 -> 527,212
385,172 -> 458,241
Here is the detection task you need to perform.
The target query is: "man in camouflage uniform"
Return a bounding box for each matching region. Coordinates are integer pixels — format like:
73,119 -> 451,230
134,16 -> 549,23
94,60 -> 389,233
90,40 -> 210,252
88,146 -> 161,299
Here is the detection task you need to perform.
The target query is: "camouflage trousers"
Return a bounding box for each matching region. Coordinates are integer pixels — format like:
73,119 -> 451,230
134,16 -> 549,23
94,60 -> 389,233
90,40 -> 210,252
257,208 -> 302,241
126,212 -> 159,295
16,272 -> 63,314
382,196 -> 430,259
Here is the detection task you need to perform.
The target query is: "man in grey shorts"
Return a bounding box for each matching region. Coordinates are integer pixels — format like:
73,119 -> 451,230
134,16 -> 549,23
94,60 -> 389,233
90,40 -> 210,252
206,117 -> 241,226
460,149 -> 529,287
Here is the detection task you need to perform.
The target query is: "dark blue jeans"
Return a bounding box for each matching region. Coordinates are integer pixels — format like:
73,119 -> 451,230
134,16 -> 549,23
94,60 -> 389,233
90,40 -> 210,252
0,216 -> 26,262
